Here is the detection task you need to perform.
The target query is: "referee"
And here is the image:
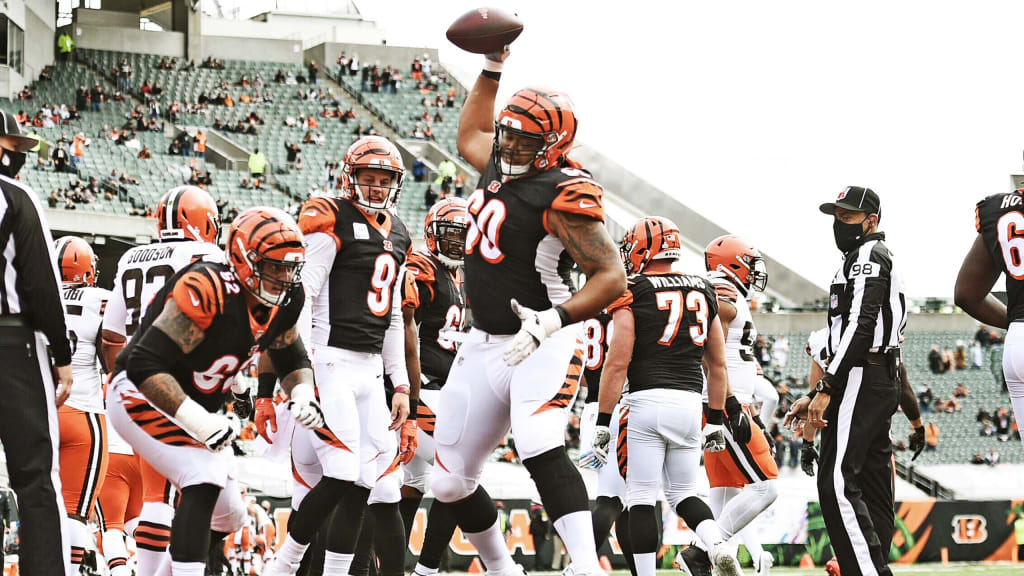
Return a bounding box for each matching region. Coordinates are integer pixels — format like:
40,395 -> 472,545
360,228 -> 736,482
807,186 -> 907,576
0,108 -> 74,575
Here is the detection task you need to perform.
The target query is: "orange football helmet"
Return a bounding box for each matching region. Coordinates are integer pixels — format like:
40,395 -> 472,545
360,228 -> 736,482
157,185 -> 221,243
340,136 -> 405,213
54,236 -> 97,286
705,234 -> 768,293
493,87 -> 577,179
424,197 -> 469,268
620,216 -> 682,274
226,207 -> 305,307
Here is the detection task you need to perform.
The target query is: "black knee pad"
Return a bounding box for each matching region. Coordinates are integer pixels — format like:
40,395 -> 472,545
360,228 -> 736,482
627,504 -> 658,554
326,484 -> 371,554
592,496 -> 623,550
169,484 -> 220,562
523,446 -> 589,523
290,477 -> 352,544
369,503 -> 405,576
420,500 -> 459,569
399,496 -> 422,541
451,485 -> 497,534
675,495 -> 714,529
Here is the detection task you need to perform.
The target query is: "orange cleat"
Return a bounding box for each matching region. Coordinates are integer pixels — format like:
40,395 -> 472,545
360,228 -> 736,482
825,557 -> 841,576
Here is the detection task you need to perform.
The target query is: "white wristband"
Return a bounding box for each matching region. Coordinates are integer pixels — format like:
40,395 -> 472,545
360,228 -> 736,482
174,397 -> 217,439
483,59 -> 504,73
290,382 -> 314,405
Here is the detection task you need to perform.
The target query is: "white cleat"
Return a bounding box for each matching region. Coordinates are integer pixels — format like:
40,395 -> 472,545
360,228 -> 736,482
710,543 -> 745,576
562,562 -> 608,576
262,558 -> 299,576
485,564 -> 528,576
754,551 -> 774,576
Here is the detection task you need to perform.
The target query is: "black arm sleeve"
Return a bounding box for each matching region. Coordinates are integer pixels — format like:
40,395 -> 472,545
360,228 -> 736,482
7,185 -> 72,365
826,249 -> 891,390
266,337 -> 312,382
898,362 -> 921,422
125,326 -> 185,386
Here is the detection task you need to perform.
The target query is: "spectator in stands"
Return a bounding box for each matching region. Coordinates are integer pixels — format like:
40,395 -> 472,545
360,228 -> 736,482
529,504 -> 549,571
981,420 -> 996,437
140,80 -> 152,96
423,124 -> 435,141
308,60 -> 319,84
953,383 -> 969,398
928,345 -> 952,374
924,421 -> 940,451
58,32 -> 74,62
975,324 -> 991,347
91,83 -> 105,111
454,172 -> 466,198
361,64 -> 371,91
51,141 -> 71,173
423,184 -> 437,210
117,59 -> 131,92
755,334 -> 772,367
76,86 -> 88,110
249,148 -> 268,179
285,142 -> 302,171
985,448 -> 1000,466
137,145 -> 151,159
954,341 -> 967,370
433,109 -> 444,124
410,122 -> 425,139
411,57 -> 423,81
412,158 -> 426,182
70,133 -> 85,170
918,385 -> 934,413
421,53 -> 433,76
773,334 -> 790,367
995,407 -> 1012,440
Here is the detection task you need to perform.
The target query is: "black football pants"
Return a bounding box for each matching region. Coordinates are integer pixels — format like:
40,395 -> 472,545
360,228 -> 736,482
817,363 -> 899,576
0,326 -> 68,575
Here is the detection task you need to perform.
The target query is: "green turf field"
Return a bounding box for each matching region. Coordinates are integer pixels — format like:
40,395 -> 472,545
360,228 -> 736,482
577,566 -> 1024,576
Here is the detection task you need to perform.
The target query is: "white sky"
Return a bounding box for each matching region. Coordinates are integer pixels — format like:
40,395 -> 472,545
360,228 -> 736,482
353,0 -> 1024,298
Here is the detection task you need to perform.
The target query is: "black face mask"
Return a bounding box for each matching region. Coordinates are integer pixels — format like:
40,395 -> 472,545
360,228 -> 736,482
0,149 -> 26,178
833,219 -> 867,253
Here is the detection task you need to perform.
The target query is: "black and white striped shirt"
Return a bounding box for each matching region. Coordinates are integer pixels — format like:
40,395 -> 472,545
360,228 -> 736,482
825,232 -> 906,388
0,175 -> 72,366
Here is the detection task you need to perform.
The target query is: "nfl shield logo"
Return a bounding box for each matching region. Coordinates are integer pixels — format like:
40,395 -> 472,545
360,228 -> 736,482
830,294 -> 838,309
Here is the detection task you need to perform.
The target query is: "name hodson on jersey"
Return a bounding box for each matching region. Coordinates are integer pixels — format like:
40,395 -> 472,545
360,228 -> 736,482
298,196 -> 412,352
607,272 -> 719,395
464,159 -> 605,335
977,190 -> 1024,323
405,249 -> 464,382
114,260 -> 303,412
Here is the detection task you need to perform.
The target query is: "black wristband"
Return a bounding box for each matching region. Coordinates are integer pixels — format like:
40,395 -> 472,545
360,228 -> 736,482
555,305 -> 572,327
725,395 -> 742,416
706,408 -> 725,425
596,412 -> 612,427
481,69 -> 501,81
257,372 -> 278,399
409,398 -> 419,421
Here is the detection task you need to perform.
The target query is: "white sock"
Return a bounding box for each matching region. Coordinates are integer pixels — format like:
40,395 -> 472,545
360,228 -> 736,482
1010,393 -> 1024,447
137,501 -> 174,576
323,551 -> 354,573
695,518 -> 724,551
715,481 -> 777,540
68,516 -> 89,565
170,560 -> 206,575
464,518 -> 514,571
413,563 -> 440,576
553,510 -> 602,569
739,518 -> 764,559
633,552 -> 657,576
103,529 -> 131,575
272,534 -> 309,570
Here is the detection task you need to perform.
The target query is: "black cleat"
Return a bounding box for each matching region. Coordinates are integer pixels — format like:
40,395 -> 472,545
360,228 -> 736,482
677,545 -> 713,576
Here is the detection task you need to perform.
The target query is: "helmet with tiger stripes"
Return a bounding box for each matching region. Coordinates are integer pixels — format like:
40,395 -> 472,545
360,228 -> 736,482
620,216 -> 682,275
226,207 -> 305,307
705,234 -> 768,293
156,185 -> 221,244
424,197 -> 469,268
340,135 -> 406,214
54,235 -> 97,286
493,86 -> 578,179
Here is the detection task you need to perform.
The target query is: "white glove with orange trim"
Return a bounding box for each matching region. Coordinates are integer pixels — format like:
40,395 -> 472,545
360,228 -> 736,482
503,299 -> 563,366
288,384 -> 324,430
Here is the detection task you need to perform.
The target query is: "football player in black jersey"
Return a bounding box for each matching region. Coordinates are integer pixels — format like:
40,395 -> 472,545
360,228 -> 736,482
108,207 -> 324,576
423,46 -> 626,576
263,136 -> 415,576
592,217 -> 740,576
955,189 -> 1023,445
406,198 -> 470,576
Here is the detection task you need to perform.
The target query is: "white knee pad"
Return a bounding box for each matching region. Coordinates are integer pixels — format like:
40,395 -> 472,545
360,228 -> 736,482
429,468 -> 477,503
626,478 -> 661,509
748,478 -> 778,506
210,482 -> 247,533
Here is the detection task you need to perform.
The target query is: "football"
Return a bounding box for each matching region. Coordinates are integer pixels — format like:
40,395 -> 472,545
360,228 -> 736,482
446,7 -> 524,54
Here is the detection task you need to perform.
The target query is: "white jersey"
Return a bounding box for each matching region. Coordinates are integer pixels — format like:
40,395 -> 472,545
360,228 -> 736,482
709,272 -> 759,404
102,240 -> 223,338
63,285 -> 111,413
807,328 -> 829,371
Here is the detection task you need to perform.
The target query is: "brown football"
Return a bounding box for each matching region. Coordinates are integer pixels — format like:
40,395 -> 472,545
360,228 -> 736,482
446,7 -> 524,54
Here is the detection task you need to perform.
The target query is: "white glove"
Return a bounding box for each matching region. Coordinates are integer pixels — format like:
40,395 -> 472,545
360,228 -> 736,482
503,299 -> 563,366
229,375 -> 249,395
174,398 -> 240,452
288,383 -> 325,429
702,423 -> 727,453
585,425 -> 612,467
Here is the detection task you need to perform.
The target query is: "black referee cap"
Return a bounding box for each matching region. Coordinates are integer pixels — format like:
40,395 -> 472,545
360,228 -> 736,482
819,186 -> 880,216
0,109 -> 38,153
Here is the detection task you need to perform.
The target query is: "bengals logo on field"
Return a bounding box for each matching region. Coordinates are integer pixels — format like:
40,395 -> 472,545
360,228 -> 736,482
951,514 -> 988,544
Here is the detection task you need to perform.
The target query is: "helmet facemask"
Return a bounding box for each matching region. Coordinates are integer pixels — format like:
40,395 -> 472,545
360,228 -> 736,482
348,166 -> 404,214
492,121 -> 551,179
233,233 -> 304,307
434,219 -> 468,268
749,255 -> 768,293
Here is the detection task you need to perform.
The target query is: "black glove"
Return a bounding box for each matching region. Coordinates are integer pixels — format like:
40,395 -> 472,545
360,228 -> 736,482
801,440 -> 818,476
725,396 -> 751,444
752,413 -> 776,456
232,390 -> 254,420
909,426 -> 925,461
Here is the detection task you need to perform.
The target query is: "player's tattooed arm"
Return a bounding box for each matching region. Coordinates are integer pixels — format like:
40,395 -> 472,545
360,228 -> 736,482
137,299 -> 207,414
269,325 -> 315,397
153,299 -> 206,354
548,210 -> 627,322
138,373 -> 189,415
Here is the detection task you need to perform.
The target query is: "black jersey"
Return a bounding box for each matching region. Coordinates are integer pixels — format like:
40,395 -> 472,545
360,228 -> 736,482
582,311 -> 612,403
608,273 -> 718,394
976,191 -> 1024,323
464,159 -> 605,335
115,261 -> 303,412
406,250 -> 464,383
299,197 -> 411,353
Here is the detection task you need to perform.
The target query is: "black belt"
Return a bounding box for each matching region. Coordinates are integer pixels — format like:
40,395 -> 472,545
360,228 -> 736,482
0,315 -> 28,328
861,350 -> 899,367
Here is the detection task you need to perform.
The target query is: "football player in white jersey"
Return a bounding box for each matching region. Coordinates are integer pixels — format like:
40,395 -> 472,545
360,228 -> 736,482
99,185 -> 223,576
54,235 -> 112,574
680,235 -> 777,576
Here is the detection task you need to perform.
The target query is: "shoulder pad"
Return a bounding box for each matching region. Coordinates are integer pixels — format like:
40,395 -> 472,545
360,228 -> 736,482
298,197 -> 341,248
550,167 -> 604,221
406,251 -> 437,306
171,265 -> 228,331
710,277 -> 739,304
